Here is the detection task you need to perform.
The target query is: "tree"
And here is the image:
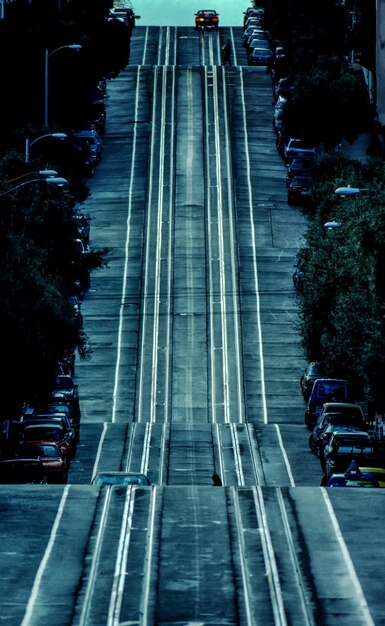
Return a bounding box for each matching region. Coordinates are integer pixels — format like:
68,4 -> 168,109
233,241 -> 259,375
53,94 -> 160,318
0,153 -> 110,415
296,154 -> 385,405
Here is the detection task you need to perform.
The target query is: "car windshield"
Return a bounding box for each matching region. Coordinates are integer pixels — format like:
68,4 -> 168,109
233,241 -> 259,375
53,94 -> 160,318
336,445 -> 374,454
315,383 -> 347,399
55,377 -> 73,390
20,445 -> 60,458
93,473 -> 150,486
25,428 -> 62,441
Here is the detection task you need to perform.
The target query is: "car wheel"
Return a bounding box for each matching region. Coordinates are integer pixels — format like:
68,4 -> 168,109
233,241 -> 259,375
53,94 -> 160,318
85,164 -> 95,177
308,433 -> 316,453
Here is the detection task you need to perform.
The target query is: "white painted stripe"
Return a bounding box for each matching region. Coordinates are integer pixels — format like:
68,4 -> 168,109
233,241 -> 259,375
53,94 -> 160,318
112,66 -> 142,422
239,67 -> 268,424
21,487 -> 70,626
274,424 -> 295,487
321,489 -> 376,626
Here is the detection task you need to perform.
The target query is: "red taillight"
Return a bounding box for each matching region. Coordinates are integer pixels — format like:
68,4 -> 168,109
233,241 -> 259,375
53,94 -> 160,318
213,17 -> 218,22
196,17 -> 204,21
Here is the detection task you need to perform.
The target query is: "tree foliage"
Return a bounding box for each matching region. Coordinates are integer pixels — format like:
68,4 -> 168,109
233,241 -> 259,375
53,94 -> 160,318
0,153 -> 110,415
296,155 -> 385,406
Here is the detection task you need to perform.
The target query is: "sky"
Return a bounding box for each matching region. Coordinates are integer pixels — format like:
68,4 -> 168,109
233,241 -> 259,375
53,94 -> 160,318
120,0 -> 251,26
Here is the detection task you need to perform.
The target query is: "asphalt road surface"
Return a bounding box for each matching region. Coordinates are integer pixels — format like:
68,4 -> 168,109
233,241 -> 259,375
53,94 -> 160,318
1,25 -> 385,626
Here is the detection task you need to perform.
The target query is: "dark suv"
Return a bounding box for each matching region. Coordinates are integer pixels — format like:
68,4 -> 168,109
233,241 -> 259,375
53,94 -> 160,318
304,378 -> 351,430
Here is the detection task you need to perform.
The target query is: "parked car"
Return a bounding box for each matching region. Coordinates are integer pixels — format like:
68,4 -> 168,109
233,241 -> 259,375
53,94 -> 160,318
0,458 -> 47,484
309,409 -> 367,457
57,347 -> 76,378
20,422 -> 73,460
358,466 -> 385,487
68,294 -> 83,329
300,362 -> 325,400
73,213 -> 90,245
317,402 -> 366,425
273,77 -> 291,100
318,421 -> 368,467
70,129 -> 103,164
53,374 -> 80,419
323,431 -> 378,480
243,7 -> 264,27
248,47 -> 274,66
243,25 -> 266,45
286,158 -> 315,186
287,175 -> 312,206
194,9 -> 219,29
24,410 -> 78,451
284,138 -> 319,163
324,460 -> 380,488
91,471 -> 151,486
12,443 -> 68,484
304,379 -> 351,430
244,17 -> 264,31
246,36 -> 271,57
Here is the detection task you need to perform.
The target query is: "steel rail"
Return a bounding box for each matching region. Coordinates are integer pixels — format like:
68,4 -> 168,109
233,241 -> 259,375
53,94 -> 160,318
253,486 -> 288,626
276,488 -> 316,626
138,65 -> 175,422
77,488 -> 113,626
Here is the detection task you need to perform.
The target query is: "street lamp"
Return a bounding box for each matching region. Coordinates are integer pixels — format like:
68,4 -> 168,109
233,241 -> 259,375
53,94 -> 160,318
44,44 -> 82,128
9,170 -> 59,184
25,133 -> 68,163
0,176 -> 68,198
334,186 -> 369,196
324,220 -> 342,230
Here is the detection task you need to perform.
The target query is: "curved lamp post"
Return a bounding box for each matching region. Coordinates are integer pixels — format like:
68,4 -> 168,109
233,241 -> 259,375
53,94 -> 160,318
324,220 -> 342,230
44,44 -> 82,128
334,186 -> 369,196
9,170 -> 59,184
25,133 -> 67,163
0,176 -> 68,198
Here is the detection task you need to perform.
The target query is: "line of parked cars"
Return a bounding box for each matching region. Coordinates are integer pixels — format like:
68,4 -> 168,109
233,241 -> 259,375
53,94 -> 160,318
0,151 -> 95,484
0,198 -> 91,484
300,364 -> 385,488
242,7 -> 276,67
0,374 -> 81,484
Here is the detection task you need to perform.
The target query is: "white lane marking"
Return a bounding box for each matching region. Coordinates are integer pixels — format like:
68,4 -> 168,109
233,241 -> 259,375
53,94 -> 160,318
91,421 -> 108,481
138,65 -> 161,422
230,423 -> 245,485
229,27 -> 237,65
204,66 -> 217,423
157,27 -> 163,65
212,65 -> 230,423
112,66 -> 142,423
239,67 -> 268,423
163,65 -> 175,421
274,424 -> 295,486
221,65 -> 244,422
321,490 -> 376,626
142,27 -> 149,65
21,487 -> 70,626
149,64 -> 167,422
